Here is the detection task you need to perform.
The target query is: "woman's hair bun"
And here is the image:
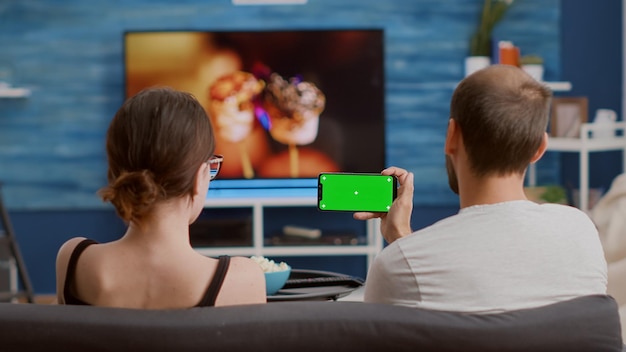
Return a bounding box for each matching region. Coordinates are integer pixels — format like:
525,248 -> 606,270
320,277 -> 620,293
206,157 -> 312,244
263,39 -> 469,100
99,170 -> 164,223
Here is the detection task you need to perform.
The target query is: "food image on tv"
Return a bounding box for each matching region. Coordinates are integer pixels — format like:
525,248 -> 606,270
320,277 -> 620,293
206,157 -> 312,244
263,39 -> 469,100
208,71 -> 265,179
263,73 -> 326,177
263,73 -> 325,146
209,71 -> 265,143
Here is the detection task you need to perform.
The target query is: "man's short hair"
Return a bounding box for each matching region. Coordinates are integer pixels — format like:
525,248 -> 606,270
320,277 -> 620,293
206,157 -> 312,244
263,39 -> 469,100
450,65 -> 553,176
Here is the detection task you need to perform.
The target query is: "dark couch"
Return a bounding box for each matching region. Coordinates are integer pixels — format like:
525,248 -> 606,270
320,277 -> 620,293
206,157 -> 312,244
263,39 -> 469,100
0,294 -> 622,351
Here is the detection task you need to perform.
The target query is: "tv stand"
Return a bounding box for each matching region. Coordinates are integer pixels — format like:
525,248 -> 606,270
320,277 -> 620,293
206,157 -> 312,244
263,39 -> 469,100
195,196 -> 383,274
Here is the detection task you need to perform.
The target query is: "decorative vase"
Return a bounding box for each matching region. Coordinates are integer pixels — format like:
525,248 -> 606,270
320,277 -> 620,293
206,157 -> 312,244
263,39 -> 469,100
521,64 -> 544,82
464,56 -> 491,77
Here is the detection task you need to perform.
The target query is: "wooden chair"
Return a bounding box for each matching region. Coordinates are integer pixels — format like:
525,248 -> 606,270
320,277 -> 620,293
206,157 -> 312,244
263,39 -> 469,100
0,183 -> 34,303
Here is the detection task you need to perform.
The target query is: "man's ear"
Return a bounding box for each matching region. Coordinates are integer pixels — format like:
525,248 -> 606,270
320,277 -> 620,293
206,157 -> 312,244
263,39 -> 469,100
530,132 -> 548,164
444,118 -> 460,155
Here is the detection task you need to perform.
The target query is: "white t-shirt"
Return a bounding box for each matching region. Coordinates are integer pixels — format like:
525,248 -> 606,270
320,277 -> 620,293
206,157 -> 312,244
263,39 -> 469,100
364,200 -> 608,313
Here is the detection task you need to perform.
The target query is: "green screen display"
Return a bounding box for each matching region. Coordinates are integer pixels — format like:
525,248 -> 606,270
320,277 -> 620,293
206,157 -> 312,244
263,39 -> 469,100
317,173 -> 397,212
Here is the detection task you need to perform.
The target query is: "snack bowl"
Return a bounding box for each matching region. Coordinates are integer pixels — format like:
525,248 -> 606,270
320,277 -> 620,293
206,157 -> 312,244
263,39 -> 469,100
250,256 -> 291,296
264,267 -> 292,296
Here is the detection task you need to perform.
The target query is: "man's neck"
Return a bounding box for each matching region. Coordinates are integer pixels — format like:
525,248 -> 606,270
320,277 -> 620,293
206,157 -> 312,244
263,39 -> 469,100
458,174 -> 528,209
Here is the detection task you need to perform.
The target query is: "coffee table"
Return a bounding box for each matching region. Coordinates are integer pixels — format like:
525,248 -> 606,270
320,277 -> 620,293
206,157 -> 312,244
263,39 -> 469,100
267,269 -> 363,302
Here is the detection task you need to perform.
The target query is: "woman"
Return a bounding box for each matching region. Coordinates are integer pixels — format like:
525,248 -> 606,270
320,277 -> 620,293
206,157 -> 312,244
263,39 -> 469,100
55,87 -> 266,308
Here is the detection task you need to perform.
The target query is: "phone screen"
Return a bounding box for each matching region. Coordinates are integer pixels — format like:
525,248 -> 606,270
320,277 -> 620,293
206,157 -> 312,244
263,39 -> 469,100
317,173 -> 397,212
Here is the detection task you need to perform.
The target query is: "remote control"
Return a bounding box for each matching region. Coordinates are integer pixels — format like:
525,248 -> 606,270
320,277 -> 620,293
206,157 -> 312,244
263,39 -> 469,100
282,276 -> 364,289
283,225 -> 322,239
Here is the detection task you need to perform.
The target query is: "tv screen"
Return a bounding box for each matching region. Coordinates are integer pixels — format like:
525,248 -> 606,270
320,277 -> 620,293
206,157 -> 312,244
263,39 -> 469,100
124,29 -> 385,198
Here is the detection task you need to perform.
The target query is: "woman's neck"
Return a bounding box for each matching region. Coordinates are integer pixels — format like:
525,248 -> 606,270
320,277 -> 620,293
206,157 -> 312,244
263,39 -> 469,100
121,199 -> 193,253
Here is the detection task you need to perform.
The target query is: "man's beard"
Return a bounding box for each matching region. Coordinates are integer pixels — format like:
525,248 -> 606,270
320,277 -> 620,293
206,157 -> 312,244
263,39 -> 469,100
445,155 -> 459,195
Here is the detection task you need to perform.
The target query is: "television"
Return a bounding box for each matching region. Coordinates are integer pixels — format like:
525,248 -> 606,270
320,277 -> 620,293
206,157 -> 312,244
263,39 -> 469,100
124,29 -> 385,198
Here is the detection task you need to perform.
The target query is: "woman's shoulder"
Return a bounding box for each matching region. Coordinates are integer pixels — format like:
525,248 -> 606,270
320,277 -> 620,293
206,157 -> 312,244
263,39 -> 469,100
215,255 -> 266,306
55,237 -> 96,304
57,237 -> 92,258
55,237 -> 100,276
227,256 -> 265,276
57,237 -> 100,260
56,237 -> 97,270
194,255 -> 264,284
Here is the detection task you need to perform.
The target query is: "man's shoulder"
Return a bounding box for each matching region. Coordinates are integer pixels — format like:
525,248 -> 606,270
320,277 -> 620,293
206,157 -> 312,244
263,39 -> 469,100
536,202 -> 592,219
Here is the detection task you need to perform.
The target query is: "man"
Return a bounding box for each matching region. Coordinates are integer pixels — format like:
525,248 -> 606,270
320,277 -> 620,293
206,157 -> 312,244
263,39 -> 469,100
355,65 -> 607,313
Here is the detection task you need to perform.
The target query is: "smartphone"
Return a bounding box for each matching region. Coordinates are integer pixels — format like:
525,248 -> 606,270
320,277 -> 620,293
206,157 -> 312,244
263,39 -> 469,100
317,172 -> 398,212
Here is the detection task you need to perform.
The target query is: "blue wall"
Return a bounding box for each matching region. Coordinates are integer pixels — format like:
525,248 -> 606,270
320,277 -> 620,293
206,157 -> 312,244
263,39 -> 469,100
1,0 -> 561,210
559,0 -> 623,194
0,0 -> 581,294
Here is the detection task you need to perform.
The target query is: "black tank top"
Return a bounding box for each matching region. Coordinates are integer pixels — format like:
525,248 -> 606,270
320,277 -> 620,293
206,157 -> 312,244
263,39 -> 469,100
63,239 -> 230,307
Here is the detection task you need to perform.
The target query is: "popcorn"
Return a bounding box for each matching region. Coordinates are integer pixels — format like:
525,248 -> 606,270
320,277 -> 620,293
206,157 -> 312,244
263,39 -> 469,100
250,256 -> 290,273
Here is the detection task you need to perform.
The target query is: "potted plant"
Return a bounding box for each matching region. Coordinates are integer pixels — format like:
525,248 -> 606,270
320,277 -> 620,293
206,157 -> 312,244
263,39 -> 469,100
465,0 -> 514,76
524,185 -> 568,205
520,54 -> 544,81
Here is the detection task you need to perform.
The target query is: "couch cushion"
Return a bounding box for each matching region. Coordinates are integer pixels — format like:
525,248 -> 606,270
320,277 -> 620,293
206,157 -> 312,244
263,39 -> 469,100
0,294 -> 622,351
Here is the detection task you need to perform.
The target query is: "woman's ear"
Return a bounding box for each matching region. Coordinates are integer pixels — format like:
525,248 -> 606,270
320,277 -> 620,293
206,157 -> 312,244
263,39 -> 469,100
193,162 -> 210,196
530,132 -> 548,164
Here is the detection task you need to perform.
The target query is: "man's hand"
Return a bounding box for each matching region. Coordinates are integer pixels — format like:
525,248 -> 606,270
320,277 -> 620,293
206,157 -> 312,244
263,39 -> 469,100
353,166 -> 414,244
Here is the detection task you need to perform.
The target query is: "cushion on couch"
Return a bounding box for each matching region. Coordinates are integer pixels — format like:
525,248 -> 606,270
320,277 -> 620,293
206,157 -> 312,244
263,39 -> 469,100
0,294 -> 622,352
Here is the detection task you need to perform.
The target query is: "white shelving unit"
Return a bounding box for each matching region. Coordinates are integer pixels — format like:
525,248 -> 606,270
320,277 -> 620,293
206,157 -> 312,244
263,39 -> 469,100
528,121 -> 626,213
0,83 -> 30,98
544,81 -> 572,92
195,196 -> 383,271
402,81 -> 571,92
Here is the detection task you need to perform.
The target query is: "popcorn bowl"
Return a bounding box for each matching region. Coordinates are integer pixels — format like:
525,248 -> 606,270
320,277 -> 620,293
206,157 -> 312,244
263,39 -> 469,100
264,267 -> 291,296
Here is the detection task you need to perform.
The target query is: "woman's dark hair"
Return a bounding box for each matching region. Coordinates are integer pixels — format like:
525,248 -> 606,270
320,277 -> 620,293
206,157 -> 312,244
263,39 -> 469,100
450,65 -> 552,177
98,87 -> 215,224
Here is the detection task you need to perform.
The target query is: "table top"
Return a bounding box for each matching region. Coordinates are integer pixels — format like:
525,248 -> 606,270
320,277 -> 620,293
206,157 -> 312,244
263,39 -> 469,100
267,269 -> 364,302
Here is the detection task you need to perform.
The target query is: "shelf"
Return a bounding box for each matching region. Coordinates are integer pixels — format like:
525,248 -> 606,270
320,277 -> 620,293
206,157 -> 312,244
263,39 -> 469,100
547,135 -> 626,152
543,81 -> 572,92
390,81 -> 571,92
195,245 -> 375,258
0,84 -> 30,98
198,196 -> 383,273
232,0 -> 308,5
528,121 -> 626,213
195,247 -> 257,257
